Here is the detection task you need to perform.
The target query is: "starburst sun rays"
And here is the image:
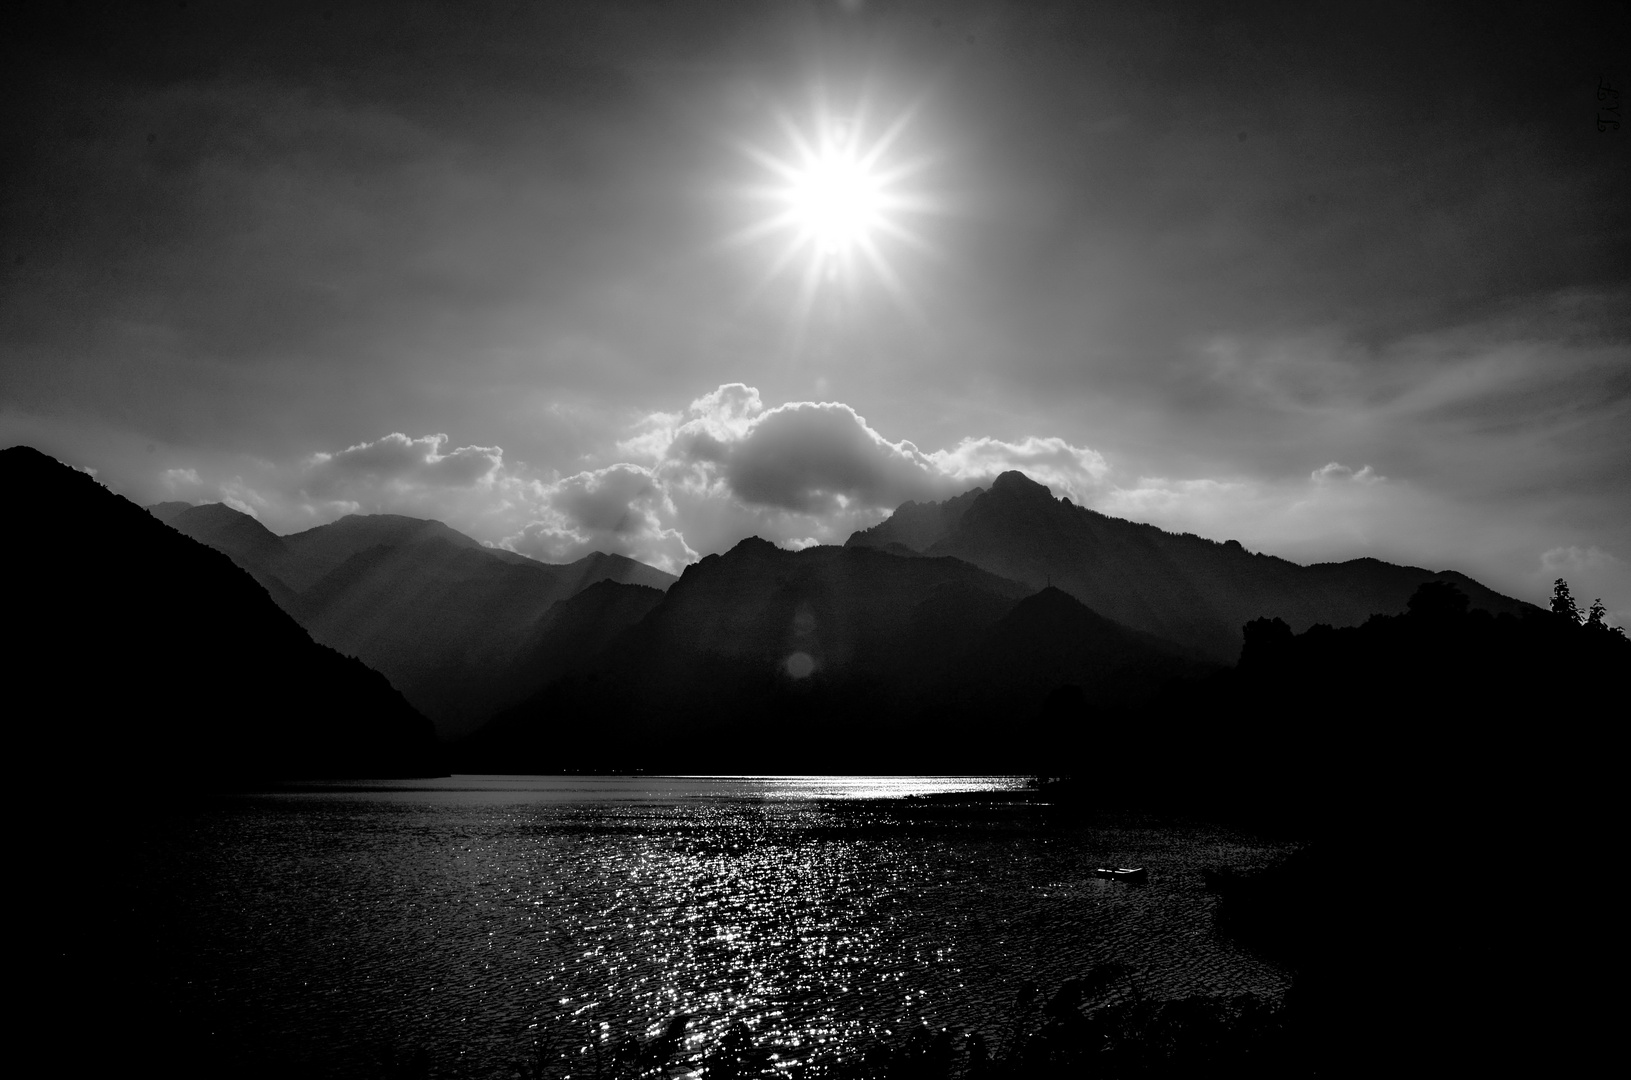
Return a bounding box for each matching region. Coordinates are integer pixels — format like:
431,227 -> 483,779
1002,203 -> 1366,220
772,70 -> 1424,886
727,95 -> 943,315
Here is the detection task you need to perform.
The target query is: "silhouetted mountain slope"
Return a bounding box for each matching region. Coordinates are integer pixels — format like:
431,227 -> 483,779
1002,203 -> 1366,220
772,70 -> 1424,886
145,500 -> 194,525
4,445 -> 438,780
467,540 -> 1206,772
144,502 -> 678,737
848,471 -> 1537,661
290,534 -> 591,733
477,580 -> 668,714
968,586 -> 1191,697
171,502 -> 287,568
153,502 -> 304,610
553,548 -> 677,594
529,579 -> 666,674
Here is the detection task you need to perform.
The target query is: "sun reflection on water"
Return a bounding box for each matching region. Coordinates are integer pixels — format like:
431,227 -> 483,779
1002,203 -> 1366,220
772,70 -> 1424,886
140,776 -> 1293,1076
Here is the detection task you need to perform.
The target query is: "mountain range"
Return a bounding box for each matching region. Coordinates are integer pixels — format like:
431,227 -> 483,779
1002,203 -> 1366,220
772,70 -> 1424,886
471,471 -> 1543,772
847,470 -> 1534,661
468,539 -> 1212,773
147,500 -> 675,737
26,440 -> 1549,775
6,446 -> 437,780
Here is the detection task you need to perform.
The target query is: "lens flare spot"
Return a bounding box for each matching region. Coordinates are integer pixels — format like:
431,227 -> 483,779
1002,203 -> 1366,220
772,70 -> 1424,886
785,651 -> 816,678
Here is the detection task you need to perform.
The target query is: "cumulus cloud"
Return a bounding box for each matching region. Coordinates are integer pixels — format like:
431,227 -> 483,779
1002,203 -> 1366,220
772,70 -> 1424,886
148,384 -> 1618,620
632,383 -> 1112,519
144,432 -> 530,540
303,433 -> 502,498
144,386 -> 1129,570
129,392 -> 1627,632
709,401 -> 950,513
167,429 -> 699,571
687,383 -> 765,440
931,436 -> 1111,503
498,464 -> 696,573
569,383 -> 1116,556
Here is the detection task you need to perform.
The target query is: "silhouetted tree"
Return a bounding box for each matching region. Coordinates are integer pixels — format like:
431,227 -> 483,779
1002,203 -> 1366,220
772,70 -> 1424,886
1550,580 -> 1627,638
1585,598 -> 1606,631
1582,597 -> 1629,639
1551,578 -> 1582,624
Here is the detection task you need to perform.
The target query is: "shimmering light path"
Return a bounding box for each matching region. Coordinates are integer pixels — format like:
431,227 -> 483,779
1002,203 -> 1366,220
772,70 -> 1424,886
133,776 -> 1293,1076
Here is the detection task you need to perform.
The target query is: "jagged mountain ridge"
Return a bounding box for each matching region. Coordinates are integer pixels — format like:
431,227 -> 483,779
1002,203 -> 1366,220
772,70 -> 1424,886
847,471 -> 1537,661
3,445 -> 437,779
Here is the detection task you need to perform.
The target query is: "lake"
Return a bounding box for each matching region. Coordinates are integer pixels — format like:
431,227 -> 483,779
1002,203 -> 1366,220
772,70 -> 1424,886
112,776 -> 1295,1076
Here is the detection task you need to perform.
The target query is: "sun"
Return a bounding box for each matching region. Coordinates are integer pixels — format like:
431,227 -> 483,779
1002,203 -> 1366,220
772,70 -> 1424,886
782,124 -> 887,257
729,96 -> 938,306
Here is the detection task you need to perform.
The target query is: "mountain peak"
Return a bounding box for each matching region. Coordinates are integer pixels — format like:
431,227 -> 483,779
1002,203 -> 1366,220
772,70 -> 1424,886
729,535 -> 780,555
988,471 -> 1055,499
146,500 -> 196,525
845,484 -> 985,553
181,501 -> 257,525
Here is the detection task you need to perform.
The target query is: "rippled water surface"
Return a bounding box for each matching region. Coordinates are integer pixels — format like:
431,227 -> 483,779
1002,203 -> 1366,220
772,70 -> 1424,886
131,776 -> 1295,1076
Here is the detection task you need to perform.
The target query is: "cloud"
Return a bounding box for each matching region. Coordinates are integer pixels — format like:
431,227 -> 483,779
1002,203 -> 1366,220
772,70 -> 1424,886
1311,462 -> 1385,485
162,467 -> 202,492
687,383 -> 765,440
120,382 -> 1625,630
711,401 -> 950,513
303,433 -> 503,498
602,384 -> 1119,553
1541,545 -> 1624,579
640,383 -> 1111,513
135,431 -> 531,539
499,463 -> 696,573
1102,465 -> 1412,560
931,436 -> 1111,504
136,385 -> 1120,574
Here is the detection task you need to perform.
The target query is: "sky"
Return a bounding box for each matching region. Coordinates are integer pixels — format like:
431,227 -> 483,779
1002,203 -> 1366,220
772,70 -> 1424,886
4,0 -> 1629,621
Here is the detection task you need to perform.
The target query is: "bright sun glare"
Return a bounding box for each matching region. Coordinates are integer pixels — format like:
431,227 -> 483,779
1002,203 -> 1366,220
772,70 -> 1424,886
731,95 -> 938,308
785,127 -> 886,256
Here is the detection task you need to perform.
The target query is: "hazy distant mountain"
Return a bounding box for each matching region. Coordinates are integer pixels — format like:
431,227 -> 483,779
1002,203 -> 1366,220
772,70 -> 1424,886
162,502 -> 304,609
146,502 -> 677,737
171,502 -> 288,568
273,513 -> 491,590
145,500 -> 194,525
467,538 -> 1204,772
4,445 -> 438,780
489,579 -> 668,706
847,471 -> 1537,661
